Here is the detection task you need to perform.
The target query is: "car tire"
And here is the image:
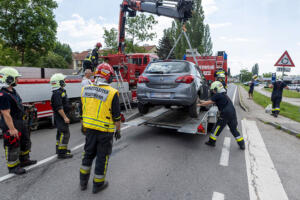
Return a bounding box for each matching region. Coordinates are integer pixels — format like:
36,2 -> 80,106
189,96 -> 200,118
138,102 -> 149,114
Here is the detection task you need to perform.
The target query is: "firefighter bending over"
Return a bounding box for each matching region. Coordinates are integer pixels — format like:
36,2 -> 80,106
82,42 -> 102,72
198,81 -> 245,150
50,73 -> 73,159
79,63 -> 121,194
0,67 -> 37,175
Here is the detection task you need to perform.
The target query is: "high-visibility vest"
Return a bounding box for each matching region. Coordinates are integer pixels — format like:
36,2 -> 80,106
81,84 -> 118,133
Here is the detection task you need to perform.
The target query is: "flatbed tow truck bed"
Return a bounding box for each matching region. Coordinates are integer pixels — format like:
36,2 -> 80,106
125,106 -> 218,134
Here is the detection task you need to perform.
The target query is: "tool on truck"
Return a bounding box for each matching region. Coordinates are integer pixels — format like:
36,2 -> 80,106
101,0 -> 194,87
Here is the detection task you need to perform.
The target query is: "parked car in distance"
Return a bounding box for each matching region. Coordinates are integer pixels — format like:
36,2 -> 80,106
137,60 -> 209,118
288,84 -> 300,90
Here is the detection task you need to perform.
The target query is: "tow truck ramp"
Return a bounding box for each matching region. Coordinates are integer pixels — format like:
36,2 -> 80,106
125,106 -> 218,134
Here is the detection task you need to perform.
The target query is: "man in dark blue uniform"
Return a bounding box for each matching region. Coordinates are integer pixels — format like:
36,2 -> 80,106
269,78 -> 289,117
82,42 -> 102,72
0,67 -> 37,175
50,73 -> 73,159
198,81 -> 245,149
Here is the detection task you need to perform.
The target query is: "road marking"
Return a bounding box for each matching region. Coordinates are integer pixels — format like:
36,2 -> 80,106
242,119 -> 289,200
232,85 -> 237,103
0,126 -> 131,183
212,192 -> 225,200
219,137 -> 231,166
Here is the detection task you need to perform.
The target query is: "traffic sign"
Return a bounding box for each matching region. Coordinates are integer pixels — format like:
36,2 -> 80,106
274,51 -> 295,67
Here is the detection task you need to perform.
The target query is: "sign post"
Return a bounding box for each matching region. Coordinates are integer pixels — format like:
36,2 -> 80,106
274,51 -> 295,79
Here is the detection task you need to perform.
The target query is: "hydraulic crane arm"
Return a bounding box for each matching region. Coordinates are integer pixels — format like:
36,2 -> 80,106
118,0 -> 194,54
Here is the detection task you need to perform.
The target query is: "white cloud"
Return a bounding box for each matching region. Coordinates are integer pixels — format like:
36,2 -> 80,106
209,22 -> 232,29
57,14 -> 117,51
55,0 -> 63,3
297,42 -> 300,46
202,0 -> 218,16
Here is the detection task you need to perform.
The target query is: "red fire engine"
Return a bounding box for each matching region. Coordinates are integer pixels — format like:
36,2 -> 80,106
185,51 -> 228,83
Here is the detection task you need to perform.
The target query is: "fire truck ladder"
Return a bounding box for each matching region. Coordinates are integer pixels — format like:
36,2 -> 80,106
113,66 -> 132,112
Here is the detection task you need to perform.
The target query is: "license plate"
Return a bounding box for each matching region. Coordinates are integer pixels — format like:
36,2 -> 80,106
151,93 -> 171,98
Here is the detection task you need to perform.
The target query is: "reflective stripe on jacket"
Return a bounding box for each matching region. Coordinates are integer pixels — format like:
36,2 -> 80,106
81,84 -> 118,133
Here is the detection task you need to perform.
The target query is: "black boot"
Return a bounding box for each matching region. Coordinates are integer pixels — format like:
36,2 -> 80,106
80,173 -> 90,191
20,159 -> 37,167
9,166 -> 26,175
92,181 -> 109,194
58,152 -> 73,159
238,140 -> 245,150
205,138 -> 216,147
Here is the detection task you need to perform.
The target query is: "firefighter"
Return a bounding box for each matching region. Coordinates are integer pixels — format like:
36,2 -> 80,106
269,77 -> 289,118
216,73 -> 227,93
50,73 -> 73,159
214,65 -> 227,80
82,42 -> 102,72
79,63 -> 121,194
198,81 -> 245,150
0,67 -> 37,175
248,75 -> 258,99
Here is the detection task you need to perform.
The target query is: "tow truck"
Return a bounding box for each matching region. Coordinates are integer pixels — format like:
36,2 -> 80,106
101,0 -> 193,87
118,0 -> 218,135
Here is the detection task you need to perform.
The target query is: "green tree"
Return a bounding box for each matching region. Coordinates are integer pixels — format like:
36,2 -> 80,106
251,63 -> 259,75
202,24 -> 213,56
156,29 -> 175,59
53,41 -> 73,64
126,13 -> 158,51
39,52 -> 68,69
0,39 -> 20,66
163,0 -> 212,59
263,72 -> 272,78
0,0 -> 58,65
240,69 -> 253,82
103,28 -> 118,53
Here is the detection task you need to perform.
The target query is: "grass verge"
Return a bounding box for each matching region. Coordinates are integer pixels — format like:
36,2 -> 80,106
264,88 -> 300,98
241,85 -> 300,123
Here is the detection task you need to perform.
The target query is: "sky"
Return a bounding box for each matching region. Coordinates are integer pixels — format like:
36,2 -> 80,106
54,0 -> 300,75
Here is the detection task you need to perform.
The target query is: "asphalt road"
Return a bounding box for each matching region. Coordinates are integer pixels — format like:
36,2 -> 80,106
0,84 -> 299,200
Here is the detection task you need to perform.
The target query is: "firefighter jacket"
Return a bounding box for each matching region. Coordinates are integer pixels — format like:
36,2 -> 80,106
214,69 -> 227,78
84,48 -> 99,67
81,84 -> 119,133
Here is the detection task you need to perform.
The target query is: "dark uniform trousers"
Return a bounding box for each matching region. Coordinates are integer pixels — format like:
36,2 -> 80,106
80,129 -> 113,187
4,119 -> 32,170
209,108 -> 244,144
55,113 -> 70,155
271,97 -> 281,115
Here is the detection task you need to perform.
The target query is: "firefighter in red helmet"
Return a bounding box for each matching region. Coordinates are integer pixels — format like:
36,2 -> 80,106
79,63 -> 121,193
82,42 -> 102,72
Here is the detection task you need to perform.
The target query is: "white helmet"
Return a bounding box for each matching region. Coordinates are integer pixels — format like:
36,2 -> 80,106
50,73 -> 66,89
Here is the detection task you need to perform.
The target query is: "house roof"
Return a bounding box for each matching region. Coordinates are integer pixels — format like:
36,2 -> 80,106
73,51 -> 89,61
143,45 -> 156,52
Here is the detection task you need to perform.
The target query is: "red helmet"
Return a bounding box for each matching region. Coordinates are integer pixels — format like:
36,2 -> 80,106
96,42 -> 102,48
95,63 -> 115,81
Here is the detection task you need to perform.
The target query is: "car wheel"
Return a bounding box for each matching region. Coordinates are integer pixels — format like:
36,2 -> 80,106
138,102 -> 149,114
189,96 -> 200,118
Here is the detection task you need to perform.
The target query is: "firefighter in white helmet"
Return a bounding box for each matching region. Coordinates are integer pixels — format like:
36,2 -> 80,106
50,73 -> 73,159
198,81 -> 245,149
0,67 -> 37,175
79,63 -> 121,193
216,73 -> 227,93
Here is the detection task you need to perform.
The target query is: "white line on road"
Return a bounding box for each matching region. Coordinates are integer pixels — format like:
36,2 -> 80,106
232,86 -> 237,103
212,192 -> 225,200
219,137 -> 231,166
242,119 -> 289,200
0,126 -> 131,183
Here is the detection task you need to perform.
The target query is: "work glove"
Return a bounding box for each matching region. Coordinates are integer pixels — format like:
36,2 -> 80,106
114,129 -> 121,141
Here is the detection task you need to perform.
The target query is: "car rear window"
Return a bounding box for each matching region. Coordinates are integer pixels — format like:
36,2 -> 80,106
145,62 -> 189,74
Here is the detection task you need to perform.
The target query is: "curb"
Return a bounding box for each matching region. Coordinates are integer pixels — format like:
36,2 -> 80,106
237,85 -> 249,112
257,118 -> 300,139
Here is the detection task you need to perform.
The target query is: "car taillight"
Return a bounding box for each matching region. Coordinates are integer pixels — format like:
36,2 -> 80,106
138,76 -> 149,83
175,75 -> 194,84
